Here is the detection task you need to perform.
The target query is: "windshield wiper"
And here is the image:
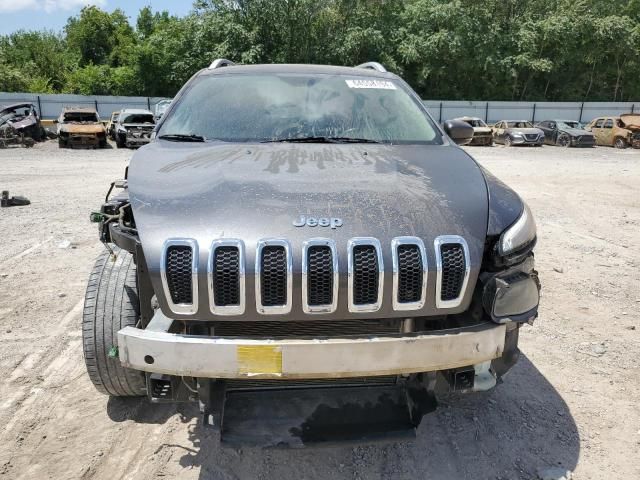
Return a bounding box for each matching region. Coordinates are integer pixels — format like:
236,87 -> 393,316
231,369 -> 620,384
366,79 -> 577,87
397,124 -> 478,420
158,133 -> 205,142
262,136 -> 381,144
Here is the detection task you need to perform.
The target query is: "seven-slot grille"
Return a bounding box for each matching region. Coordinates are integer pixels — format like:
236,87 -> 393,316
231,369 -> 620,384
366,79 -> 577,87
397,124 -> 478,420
161,236 -> 470,315
524,133 -> 539,141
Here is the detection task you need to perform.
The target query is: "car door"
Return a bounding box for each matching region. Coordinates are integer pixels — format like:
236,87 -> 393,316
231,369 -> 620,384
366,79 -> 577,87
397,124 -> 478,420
493,122 -> 504,143
601,118 -> 614,146
591,118 -> 604,145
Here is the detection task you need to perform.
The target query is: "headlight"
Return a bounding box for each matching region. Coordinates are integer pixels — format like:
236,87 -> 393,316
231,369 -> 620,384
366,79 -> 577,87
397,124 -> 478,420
512,133 -> 523,138
498,203 -> 536,256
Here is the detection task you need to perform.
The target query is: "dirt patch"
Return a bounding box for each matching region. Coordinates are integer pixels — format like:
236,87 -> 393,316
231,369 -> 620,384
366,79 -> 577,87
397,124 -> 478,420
0,141 -> 639,479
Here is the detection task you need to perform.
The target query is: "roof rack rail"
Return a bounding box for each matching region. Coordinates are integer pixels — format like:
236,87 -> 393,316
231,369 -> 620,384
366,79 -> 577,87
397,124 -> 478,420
355,62 -> 387,73
208,58 -> 236,70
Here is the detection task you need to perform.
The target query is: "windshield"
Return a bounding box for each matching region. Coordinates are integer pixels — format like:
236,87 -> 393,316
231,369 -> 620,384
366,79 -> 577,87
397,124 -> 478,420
122,114 -> 154,124
64,112 -> 98,123
558,121 -> 581,129
506,121 -> 533,128
462,118 -> 486,127
159,73 -> 441,144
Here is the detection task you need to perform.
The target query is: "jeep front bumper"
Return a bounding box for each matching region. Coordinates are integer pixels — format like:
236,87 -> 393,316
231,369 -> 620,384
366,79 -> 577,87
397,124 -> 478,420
118,319 -> 506,379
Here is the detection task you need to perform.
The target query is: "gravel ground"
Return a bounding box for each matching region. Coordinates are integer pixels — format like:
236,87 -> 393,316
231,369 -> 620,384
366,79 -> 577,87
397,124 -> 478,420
0,140 -> 639,480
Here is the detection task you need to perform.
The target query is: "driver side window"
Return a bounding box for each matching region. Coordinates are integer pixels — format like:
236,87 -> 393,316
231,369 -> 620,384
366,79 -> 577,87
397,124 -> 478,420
603,119 -> 613,129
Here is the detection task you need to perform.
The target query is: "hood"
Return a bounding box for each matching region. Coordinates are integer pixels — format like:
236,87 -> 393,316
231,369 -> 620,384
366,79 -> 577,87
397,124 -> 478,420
129,141 -> 490,321
620,114 -> 640,130
121,123 -> 155,129
506,127 -> 542,135
560,127 -> 592,136
60,123 -> 105,134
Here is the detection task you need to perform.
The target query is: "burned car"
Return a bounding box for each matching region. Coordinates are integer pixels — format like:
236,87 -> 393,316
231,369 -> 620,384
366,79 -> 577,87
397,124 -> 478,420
83,60 -> 540,446
455,116 -> 493,145
586,114 -> 640,149
0,103 -> 44,147
114,109 -> 155,148
492,120 -> 544,146
56,107 -> 107,148
106,111 -> 120,140
536,120 -> 595,147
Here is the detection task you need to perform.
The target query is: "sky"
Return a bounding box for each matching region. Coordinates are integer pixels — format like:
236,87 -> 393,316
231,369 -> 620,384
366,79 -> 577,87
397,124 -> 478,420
0,0 -> 193,35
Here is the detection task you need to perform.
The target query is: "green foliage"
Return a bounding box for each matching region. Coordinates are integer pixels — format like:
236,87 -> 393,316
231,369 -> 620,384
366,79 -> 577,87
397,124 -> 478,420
0,1 -> 638,100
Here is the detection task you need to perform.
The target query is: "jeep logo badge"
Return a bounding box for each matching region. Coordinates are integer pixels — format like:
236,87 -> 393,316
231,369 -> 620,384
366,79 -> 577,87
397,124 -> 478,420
293,215 -> 343,229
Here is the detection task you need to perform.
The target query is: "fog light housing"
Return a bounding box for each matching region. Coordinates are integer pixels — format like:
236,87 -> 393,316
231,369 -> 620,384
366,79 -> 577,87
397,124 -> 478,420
482,270 -> 539,323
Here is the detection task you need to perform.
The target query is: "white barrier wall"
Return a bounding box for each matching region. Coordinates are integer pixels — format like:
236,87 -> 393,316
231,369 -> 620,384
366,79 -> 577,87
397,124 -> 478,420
423,100 -> 637,124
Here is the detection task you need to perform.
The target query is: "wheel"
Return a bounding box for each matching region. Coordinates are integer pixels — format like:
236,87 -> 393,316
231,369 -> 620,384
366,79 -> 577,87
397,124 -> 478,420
99,140 -> 107,148
504,136 -> 512,147
58,138 -> 66,148
614,137 -> 627,149
116,135 -> 125,148
557,134 -> 571,147
82,248 -> 146,396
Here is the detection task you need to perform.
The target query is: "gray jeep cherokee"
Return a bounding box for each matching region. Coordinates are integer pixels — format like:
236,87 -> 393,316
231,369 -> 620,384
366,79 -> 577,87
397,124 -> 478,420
84,60 -> 540,447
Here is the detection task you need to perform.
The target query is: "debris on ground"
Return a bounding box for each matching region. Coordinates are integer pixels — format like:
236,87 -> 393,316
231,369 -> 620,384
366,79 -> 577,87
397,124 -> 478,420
1,190 -> 30,207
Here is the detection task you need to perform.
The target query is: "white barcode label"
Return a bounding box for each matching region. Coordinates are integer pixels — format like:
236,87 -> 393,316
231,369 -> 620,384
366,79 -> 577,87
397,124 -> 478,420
345,79 -> 397,90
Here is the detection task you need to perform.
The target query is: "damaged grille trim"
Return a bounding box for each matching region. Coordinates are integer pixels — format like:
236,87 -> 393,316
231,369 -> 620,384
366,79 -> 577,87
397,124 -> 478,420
302,238 -> 339,314
434,235 -> 470,309
160,238 -> 199,315
207,239 -> 246,316
347,237 -> 384,313
255,238 -> 293,315
391,236 -> 428,311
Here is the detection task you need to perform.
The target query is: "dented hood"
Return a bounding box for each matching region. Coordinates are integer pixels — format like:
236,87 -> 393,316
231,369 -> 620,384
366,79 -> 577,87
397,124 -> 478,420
60,123 -> 105,134
128,141 -> 490,320
620,114 -> 640,130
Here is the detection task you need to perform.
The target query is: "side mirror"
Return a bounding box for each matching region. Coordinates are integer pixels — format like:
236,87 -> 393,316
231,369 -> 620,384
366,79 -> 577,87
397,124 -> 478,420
443,119 -> 474,145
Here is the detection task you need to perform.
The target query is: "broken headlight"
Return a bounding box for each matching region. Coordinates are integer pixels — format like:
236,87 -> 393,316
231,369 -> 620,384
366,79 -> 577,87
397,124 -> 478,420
497,203 -> 536,264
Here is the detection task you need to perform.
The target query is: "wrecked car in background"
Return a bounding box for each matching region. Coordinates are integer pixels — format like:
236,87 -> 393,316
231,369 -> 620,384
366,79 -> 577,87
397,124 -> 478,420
114,109 -> 155,148
455,116 -> 493,145
106,111 -> 120,140
154,99 -> 172,120
536,120 -> 595,147
56,107 -> 107,148
492,120 -> 544,146
83,59 -> 541,447
586,114 -> 640,149
0,103 -> 44,148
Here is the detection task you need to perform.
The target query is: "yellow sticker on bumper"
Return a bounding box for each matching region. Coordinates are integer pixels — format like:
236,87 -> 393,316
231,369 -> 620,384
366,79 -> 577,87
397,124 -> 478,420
237,346 -> 283,376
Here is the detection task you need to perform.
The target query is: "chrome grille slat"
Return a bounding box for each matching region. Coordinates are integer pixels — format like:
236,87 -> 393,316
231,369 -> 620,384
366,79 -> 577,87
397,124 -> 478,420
434,235 -> 470,309
391,236 -> 427,311
255,239 -> 292,315
302,238 -> 338,314
208,239 -> 245,316
160,238 -> 198,315
347,238 -> 384,313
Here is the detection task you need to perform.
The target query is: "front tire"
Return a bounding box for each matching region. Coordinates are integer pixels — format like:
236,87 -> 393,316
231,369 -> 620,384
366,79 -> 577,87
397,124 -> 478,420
82,248 -> 146,397
557,134 -> 571,147
614,137 -> 627,149
504,136 -> 512,147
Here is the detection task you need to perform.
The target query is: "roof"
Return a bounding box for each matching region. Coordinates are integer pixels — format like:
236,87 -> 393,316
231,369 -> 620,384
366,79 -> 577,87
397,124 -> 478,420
62,106 -> 97,113
199,63 -> 397,79
1,103 -> 35,112
119,109 -> 154,115
455,116 -> 482,121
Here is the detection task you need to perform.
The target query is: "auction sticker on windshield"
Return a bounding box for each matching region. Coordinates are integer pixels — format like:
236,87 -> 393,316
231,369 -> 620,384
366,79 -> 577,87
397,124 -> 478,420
345,79 -> 397,90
